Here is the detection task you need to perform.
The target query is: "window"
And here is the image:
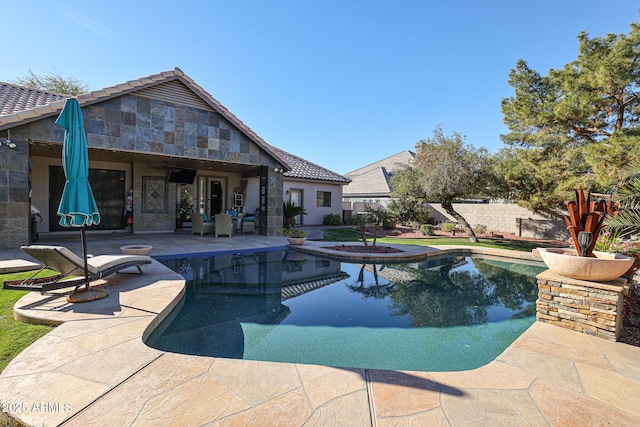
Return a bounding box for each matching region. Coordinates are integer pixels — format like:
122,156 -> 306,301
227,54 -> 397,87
49,166 -> 125,231
317,191 -> 331,207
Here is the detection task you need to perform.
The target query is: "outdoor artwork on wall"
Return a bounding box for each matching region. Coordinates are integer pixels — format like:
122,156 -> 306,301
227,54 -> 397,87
142,176 -> 168,213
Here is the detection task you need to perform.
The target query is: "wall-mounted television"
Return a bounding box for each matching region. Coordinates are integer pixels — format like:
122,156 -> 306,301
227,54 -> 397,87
167,168 -> 197,184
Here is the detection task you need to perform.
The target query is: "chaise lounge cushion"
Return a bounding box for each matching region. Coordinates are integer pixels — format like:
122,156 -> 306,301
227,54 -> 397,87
3,245 -> 152,292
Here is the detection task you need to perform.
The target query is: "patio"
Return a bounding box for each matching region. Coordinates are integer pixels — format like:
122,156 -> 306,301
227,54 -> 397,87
1,232 -> 639,426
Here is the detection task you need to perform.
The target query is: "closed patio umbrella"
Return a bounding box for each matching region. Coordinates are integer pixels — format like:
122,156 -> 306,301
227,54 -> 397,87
55,98 -> 105,302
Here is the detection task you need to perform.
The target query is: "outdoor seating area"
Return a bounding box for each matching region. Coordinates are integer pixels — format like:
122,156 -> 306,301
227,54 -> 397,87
189,212 -> 257,237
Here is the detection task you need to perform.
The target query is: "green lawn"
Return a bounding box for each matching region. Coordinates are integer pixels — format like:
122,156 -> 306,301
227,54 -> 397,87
0,272 -> 55,373
319,227 -> 551,252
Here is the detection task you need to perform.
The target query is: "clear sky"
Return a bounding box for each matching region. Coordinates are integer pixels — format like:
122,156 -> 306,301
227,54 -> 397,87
2,1 -> 638,174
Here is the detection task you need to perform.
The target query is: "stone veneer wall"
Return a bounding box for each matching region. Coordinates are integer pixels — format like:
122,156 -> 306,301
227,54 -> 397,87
0,123 -> 34,249
536,270 -> 627,341
0,91 -> 285,248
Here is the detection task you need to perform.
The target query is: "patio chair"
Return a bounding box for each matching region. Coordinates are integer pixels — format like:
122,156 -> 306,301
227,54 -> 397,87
191,213 -> 213,236
2,245 -> 152,292
214,213 -> 233,237
242,211 -> 258,234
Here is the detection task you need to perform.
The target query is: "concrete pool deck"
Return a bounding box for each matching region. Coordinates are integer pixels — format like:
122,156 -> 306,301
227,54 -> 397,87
1,233 -> 640,426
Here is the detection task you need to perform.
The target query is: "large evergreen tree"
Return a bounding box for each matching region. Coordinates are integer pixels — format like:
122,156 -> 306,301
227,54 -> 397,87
499,18 -> 640,211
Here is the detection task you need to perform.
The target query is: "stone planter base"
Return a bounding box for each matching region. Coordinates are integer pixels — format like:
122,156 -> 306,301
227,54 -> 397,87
536,270 -> 628,341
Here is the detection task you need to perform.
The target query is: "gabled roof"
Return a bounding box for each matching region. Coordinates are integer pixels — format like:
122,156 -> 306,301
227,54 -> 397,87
269,145 -> 351,184
345,150 -> 415,177
0,68 -> 352,184
0,67 -> 284,167
342,167 -> 390,196
343,150 -> 415,197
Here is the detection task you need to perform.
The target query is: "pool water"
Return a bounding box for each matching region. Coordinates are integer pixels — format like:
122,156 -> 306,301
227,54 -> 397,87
149,250 -> 545,372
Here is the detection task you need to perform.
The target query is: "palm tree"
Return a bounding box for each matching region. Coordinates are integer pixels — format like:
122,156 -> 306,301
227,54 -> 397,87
605,162 -> 640,238
283,201 -> 307,229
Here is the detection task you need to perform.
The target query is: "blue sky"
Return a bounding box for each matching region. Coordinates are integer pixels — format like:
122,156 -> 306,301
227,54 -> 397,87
3,1 -> 638,174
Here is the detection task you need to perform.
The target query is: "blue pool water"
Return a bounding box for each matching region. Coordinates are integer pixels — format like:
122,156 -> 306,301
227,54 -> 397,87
148,250 -> 545,372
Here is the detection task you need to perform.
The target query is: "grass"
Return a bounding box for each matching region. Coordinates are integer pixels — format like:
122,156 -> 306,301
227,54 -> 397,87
0,271 -> 56,373
319,227 -> 552,252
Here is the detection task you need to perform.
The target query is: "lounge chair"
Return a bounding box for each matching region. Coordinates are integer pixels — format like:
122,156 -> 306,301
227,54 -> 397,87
2,245 -> 152,292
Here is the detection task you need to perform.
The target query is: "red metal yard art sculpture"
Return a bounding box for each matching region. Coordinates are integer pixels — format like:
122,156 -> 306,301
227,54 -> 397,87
563,187 -> 616,257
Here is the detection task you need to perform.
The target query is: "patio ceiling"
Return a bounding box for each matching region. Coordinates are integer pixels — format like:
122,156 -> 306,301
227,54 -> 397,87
30,140 -> 263,175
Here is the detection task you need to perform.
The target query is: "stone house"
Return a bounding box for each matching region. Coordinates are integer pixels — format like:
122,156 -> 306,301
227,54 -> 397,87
0,68 -> 348,249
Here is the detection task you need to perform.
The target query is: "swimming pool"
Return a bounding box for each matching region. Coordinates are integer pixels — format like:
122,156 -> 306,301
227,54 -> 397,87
148,249 -> 545,372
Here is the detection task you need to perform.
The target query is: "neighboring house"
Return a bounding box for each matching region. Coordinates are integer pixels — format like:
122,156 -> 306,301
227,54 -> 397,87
343,150 -> 567,239
0,68 -> 347,249
342,150 -> 415,212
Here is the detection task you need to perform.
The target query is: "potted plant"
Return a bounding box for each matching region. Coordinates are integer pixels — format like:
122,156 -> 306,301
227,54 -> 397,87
536,187 -> 634,282
283,227 -> 307,245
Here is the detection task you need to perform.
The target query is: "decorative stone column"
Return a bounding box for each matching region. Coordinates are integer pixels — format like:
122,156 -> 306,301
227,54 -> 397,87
536,270 -> 628,341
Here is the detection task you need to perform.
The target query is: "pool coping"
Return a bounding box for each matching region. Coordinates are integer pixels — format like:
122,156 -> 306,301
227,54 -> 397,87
2,244 -> 640,426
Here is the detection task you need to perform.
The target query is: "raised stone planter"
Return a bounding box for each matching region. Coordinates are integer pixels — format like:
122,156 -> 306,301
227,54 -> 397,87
536,270 -> 628,341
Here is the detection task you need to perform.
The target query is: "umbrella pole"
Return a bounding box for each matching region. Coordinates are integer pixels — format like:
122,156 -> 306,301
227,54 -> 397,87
67,226 -> 108,303
81,226 -> 89,290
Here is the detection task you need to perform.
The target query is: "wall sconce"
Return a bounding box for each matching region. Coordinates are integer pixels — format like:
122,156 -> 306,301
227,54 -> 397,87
2,129 -> 16,149
273,167 -> 283,173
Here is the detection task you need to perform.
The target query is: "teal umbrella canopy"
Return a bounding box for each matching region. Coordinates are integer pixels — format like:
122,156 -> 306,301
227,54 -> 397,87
56,98 -> 100,227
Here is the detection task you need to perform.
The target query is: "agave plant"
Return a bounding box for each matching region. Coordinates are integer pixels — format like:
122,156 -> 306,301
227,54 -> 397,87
605,162 -> 640,238
563,187 -> 616,257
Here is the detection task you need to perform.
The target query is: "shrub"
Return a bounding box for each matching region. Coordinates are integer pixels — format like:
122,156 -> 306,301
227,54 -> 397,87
387,198 -> 431,225
441,222 -> 457,233
348,215 -> 364,226
420,224 -> 435,236
382,218 -> 396,230
323,214 -> 342,225
473,224 -> 487,234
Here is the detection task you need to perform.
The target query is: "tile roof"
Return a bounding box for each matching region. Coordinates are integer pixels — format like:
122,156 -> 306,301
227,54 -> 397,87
343,150 -> 415,197
342,167 -> 390,196
0,68 -> 349,184
0,83 -> 69,117
345,150 -> 415,177
269,145 -> 351,184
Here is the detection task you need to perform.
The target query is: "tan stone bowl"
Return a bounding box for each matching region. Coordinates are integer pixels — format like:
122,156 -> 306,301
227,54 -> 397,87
536,247 -> 634,282
120,245 -> 153,255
